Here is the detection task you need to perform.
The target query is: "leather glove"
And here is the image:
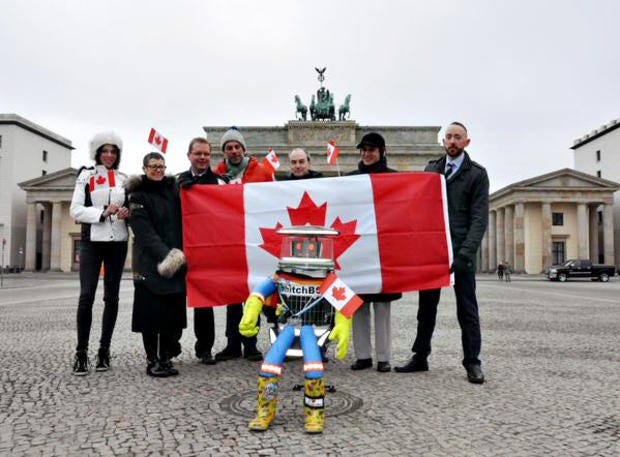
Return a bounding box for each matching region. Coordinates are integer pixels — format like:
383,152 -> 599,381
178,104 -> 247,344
450,254 -> 472,274
328,311 -> 352,361
239,294 -> 263,337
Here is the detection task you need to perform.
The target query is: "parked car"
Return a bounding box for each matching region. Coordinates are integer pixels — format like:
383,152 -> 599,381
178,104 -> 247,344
546,259 -> 616,282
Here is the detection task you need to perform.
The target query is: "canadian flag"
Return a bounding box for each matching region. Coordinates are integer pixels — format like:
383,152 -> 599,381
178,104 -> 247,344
148,128 -> 168,153
181,172 -> 453,307
319,272 -> 363,318
326,140 -> 340,165
261,148 -> 280,174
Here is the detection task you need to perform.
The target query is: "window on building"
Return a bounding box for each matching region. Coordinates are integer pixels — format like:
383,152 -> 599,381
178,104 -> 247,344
40,210 -> 44,224
598,211 -> 603,224
42,150 -> 48,162
596,170 -> 601,178
552,212 -> 564,226
0,135 -> 3,148
41,170 -> 47,176
596,150 -> 601,162
552,241 -> 565,265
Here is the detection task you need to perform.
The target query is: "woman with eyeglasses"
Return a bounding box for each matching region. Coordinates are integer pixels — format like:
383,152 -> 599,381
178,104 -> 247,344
70,131 -> 129,376
125,152 -> 187,377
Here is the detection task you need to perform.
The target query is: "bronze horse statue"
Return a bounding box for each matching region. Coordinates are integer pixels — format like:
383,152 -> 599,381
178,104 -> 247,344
295,95 -> 307,121
338,94 -> 351,121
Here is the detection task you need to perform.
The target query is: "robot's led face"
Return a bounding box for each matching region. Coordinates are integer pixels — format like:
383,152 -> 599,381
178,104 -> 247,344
281,236 -> 334,261
292,239 -> 321,258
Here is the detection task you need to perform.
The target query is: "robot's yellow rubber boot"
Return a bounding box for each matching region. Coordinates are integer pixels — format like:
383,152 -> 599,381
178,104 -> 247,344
249,376 -> 279,431
303,378 -> 325,434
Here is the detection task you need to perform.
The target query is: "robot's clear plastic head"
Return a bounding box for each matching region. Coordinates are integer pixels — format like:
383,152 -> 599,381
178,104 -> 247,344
276,226 -> 340,276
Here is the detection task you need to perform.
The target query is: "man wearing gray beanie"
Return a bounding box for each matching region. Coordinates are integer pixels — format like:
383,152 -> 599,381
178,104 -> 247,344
213,127 -> 273,361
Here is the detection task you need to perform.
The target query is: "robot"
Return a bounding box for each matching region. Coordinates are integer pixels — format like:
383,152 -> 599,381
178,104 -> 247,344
239,225 -> 356,433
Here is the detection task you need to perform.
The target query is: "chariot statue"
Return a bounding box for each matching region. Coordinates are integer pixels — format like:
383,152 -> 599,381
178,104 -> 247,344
293,68 -> 351,122
338,94 -> 351,121
295,95 -> 308,121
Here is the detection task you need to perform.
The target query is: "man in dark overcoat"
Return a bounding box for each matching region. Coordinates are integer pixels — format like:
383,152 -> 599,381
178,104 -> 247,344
395,122 -> 489,384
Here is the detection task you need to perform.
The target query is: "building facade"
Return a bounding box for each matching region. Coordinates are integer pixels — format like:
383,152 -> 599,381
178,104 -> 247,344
0,114 -> 73,269
571,118 -> 620,267
480,169 -> 618,274
203,121 -> 444,175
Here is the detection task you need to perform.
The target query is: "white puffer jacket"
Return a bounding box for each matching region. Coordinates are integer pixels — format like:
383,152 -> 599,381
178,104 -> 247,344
70,165 -> 129,242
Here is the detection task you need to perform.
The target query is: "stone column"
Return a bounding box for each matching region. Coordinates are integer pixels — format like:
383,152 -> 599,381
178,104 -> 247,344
602,204 -> 615,265
481,229 -> 489,272
589,204 -> 599,262
496,207 -> 505,267
25,203 -> 37,271
504,205 -> 514,267
42,203 -> 52,271
514,202 -> 525,272
542,202 -> 552,268
488,210 -> 497,271
50,201 -> 63,271
577,203 -> 589,259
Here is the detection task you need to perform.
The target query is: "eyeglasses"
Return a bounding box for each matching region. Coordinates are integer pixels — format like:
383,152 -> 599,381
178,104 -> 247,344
146,165 -> 166,171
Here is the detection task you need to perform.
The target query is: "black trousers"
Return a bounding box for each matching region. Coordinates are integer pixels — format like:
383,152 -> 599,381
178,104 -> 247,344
194,307 -> 215,357
412,268 -> 481,366
76,241 -> 128,352
142,330 -> 174,361
224,303 -> 257,349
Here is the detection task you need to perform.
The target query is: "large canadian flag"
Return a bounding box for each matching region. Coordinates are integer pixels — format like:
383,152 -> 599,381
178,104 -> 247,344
181,172 -> 453,307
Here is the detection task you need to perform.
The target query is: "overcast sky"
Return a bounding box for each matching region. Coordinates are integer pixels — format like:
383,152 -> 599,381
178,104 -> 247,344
2,0 -> 619,191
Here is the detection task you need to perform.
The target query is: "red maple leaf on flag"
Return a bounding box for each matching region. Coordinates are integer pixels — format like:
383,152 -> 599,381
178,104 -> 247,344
96,175 -> 106,185
258,191 -> 360,269
331,286 -> 347,301
155,136 -> 162,145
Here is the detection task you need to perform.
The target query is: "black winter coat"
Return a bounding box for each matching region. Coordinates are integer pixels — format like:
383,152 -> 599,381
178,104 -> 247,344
425,152 -> 489,267
279,169 -> 325,181
177,168 -> 228,189
346,158 -> 402,303
127,175 -> 186,295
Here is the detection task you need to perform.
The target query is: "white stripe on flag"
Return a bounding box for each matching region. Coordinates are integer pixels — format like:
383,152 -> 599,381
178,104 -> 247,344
243,176 -> 381,294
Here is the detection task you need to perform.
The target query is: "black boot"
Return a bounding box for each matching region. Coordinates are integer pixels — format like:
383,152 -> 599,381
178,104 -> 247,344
146,359 -> 169,378
95,347 -> 110,372
243,344 -> 263,362
160,357 -> 179,376
215,344 -> 242,361
72,350 -> 89,376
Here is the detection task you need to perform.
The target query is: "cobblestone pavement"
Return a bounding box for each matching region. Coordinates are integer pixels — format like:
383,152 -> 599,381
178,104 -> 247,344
0,274 -> 618,456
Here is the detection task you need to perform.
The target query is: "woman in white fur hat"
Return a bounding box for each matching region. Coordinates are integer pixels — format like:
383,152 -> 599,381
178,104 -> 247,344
69,131 -> 129,375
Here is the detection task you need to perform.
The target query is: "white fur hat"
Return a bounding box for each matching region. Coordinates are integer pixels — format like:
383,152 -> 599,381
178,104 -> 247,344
89,131 -> 123,161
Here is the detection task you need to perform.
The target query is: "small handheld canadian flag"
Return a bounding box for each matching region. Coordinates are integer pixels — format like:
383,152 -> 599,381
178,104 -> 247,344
318,272 -> 363,318
148,128 -> 169,153
261,148 -> 280,174
326,140 -> 340,165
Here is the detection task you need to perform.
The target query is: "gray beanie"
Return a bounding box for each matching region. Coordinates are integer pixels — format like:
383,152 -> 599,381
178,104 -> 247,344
220,126 -> 246,152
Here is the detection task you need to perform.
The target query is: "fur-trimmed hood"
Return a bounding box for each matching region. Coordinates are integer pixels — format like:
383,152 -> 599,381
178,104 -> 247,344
89,131 -> 123,161
124,174 -> 176,193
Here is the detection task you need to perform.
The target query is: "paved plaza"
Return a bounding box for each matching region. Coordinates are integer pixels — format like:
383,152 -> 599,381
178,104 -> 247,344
0,274 -> 618,456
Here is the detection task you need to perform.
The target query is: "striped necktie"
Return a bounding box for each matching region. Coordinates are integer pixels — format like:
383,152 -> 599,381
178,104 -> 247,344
445,162 -> 454,179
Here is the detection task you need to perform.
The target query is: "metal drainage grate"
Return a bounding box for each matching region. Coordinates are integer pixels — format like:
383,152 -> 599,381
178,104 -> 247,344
220,388 -> 363,424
